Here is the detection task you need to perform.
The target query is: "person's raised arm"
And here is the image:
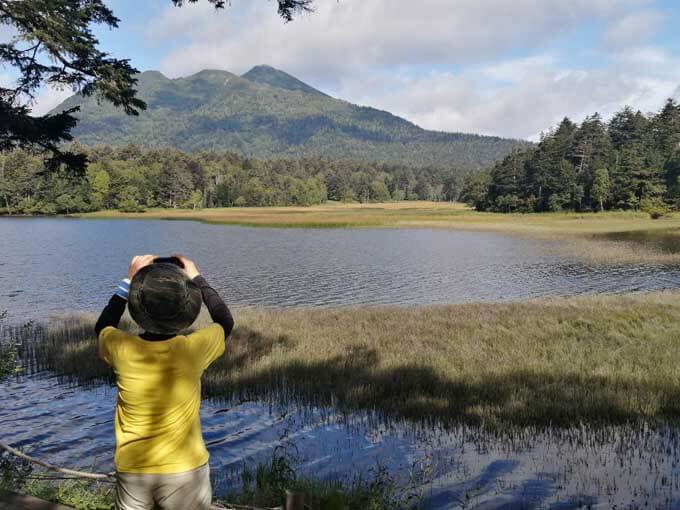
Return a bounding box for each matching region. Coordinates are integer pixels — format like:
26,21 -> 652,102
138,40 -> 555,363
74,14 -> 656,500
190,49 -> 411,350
94,255 -> 156,336
173,254 -> 234,337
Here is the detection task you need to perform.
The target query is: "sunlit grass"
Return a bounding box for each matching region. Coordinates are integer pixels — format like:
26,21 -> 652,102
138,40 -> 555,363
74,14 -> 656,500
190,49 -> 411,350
14,291 -> 680,428
75,203 -> 680,264
76,201 -> 680,235
0,449 -> 417,510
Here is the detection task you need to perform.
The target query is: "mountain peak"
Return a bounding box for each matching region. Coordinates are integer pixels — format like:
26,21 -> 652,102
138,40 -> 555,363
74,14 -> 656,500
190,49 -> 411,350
50,65 -> 527,169
137,70 -> 171,85
242,65 -> 327,97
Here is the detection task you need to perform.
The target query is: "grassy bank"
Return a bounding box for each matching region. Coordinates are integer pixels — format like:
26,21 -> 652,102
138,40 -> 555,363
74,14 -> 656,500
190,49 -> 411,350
76,201 -> 680,235
75,202 -> 680,265
0,448 -> 418,510
16,291 -> 680,428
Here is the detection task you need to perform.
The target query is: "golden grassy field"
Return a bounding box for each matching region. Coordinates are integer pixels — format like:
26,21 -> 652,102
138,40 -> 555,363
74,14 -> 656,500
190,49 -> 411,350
78,201 -> 680,235
77,202 -> 680,264
22,291 -> 680,428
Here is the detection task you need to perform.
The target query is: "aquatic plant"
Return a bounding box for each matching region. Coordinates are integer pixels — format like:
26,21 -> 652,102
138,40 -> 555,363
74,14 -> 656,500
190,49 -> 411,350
11,291 -> 680,428
0,447 -> 418,510
222,446 -> 421,510
0,311 -> 18,382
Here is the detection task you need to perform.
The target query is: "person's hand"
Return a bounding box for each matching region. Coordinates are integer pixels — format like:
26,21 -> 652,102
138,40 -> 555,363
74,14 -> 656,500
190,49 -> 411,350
172,253 -> 201,279
127,254 -> 157,280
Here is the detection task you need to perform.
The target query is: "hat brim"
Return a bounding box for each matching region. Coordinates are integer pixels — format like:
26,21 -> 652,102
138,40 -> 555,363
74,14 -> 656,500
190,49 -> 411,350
128,264 -> 202,335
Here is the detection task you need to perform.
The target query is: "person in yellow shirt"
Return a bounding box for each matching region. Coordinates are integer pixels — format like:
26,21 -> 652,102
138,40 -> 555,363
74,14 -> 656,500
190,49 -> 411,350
95,254 -> 234,510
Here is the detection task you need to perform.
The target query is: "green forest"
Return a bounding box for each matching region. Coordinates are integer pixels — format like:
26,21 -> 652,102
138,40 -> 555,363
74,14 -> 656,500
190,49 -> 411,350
461,98 -> 680,215
4,98 -> 679,216
0,144 -> 463,214
55,68 -> 526,170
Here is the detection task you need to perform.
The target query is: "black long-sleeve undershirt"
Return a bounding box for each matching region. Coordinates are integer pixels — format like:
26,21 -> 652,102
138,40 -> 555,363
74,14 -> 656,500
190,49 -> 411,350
192,275 -> 234,337
94,275 -> 234,340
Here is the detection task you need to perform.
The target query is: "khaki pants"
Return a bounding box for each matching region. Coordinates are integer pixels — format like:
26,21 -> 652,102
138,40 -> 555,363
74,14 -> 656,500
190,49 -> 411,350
115,463 -> 212,510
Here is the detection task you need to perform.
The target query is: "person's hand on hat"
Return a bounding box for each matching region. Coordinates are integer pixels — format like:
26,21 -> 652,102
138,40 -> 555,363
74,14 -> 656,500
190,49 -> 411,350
172,253 -> 201,279
127,254 -> 157,280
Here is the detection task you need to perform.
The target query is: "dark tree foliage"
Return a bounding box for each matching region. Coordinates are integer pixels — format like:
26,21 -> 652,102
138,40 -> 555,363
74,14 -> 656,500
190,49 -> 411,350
0,0 -> 315,173
0,0 -> 145,172
170,0 -> 315,22
463,98 -> 680,214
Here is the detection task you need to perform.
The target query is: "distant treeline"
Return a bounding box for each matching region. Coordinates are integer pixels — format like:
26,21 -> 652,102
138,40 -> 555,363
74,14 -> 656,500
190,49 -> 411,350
461,99 -> 680,215
0,145 -> 465,214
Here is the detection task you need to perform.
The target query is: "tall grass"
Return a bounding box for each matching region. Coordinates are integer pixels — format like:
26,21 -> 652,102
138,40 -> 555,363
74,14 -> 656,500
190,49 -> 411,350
78,202 -> 680,236
77,202 -> 680,264
0,310 -> 18,382
0,448 -> 420,510
11,291 -> 680,428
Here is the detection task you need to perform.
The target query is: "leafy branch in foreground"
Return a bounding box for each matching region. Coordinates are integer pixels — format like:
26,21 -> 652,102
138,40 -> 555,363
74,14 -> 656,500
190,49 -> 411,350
0,0 -> 146,173
170,0 -> 315,22
0,0 -> 316,174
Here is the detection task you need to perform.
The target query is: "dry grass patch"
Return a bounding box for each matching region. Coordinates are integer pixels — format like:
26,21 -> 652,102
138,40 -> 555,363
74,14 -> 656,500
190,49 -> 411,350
77,202 -> 680,235
13,292 -> 680,428
76,204 -> 680,265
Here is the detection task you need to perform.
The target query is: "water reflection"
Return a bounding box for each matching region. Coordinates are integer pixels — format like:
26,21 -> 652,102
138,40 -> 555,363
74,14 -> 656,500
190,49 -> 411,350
2,374 -> 680,509
2,218 -> 680,321
604,228 -> 680,254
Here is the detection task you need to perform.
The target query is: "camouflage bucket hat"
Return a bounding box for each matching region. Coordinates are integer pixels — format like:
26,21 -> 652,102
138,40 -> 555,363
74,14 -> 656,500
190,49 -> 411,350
128,263 -> 202,335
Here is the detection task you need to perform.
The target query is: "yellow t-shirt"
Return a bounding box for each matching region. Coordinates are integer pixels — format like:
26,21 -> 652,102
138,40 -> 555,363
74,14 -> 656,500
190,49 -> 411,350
98,323 -> 225,474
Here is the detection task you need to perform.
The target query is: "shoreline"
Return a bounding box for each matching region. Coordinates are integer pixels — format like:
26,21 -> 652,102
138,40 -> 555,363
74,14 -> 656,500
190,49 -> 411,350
6,200 -> 680,236
69,202 -> 680,236
7,201 -> 679,264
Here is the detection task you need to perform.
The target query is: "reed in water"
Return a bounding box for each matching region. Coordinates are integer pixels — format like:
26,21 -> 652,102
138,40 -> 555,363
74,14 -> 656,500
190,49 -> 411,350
11,291 -> 680,427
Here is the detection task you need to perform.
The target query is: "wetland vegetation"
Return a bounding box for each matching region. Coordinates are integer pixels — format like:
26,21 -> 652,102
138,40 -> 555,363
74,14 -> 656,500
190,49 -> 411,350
12,291 -> 680,428
0,448 -> 419,510
78,200 -> 680,233
80,202 -> 680,265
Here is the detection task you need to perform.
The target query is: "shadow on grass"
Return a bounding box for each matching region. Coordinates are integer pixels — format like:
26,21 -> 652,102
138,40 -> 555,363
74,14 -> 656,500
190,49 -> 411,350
211,344 -> 680,428
13,320 -> 680,428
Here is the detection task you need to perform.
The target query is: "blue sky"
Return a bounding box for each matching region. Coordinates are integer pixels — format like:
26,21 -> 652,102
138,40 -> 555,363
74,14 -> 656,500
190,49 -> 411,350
4,0 -> 680,140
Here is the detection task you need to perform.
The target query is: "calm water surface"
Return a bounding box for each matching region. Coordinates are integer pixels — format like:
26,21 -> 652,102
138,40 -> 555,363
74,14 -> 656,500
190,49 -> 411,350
3,217 -> 680,509
1,217 -> 679,320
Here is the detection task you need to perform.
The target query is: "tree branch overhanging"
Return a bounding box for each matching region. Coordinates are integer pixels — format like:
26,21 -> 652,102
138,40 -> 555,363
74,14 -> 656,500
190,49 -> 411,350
0,0 -> 317,174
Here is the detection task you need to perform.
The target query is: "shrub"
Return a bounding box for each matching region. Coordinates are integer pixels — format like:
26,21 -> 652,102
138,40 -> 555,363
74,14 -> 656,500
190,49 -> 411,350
640,197 -> 669,219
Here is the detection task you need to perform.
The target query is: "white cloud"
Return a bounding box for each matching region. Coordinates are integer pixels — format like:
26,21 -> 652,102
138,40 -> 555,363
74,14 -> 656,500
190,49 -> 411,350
603,9 -> 664,48
480,55 -> 557,83
151,0 -> 651,82
30,86 -> 75,116
341,48 -> 680,141
136,0 -> 679,140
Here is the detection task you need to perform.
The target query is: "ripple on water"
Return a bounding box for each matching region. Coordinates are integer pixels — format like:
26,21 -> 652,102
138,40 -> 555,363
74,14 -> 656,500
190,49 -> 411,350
1,219 -> 680,321
2,374 -> 680,508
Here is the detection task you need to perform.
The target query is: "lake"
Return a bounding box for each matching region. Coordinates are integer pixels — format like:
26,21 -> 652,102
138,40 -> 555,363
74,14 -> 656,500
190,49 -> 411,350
1,217 -> 679,321
2,217 -> 680,509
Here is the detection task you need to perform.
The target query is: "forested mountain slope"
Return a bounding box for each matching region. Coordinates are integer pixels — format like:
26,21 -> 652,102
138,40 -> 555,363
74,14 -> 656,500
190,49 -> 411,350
52,66 -> 528,169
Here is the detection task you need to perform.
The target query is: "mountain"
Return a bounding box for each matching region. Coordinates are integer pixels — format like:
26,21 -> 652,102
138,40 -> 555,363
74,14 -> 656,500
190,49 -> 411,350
52,66 -> 529,169
242,65 -> 328,97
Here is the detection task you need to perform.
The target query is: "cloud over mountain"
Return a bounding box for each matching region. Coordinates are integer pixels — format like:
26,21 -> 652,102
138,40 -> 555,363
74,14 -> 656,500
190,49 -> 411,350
139,0 -> 678,140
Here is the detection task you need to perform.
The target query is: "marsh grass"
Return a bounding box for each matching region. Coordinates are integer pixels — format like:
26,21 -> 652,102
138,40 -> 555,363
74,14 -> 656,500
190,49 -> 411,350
77,202 -> 680,235
224,446 -> 421,510
559,237 -> 680,265
0,453 -> 114,510
0,448 -> 419,510
11,292 -> 680,428
76,202 -> 680,264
